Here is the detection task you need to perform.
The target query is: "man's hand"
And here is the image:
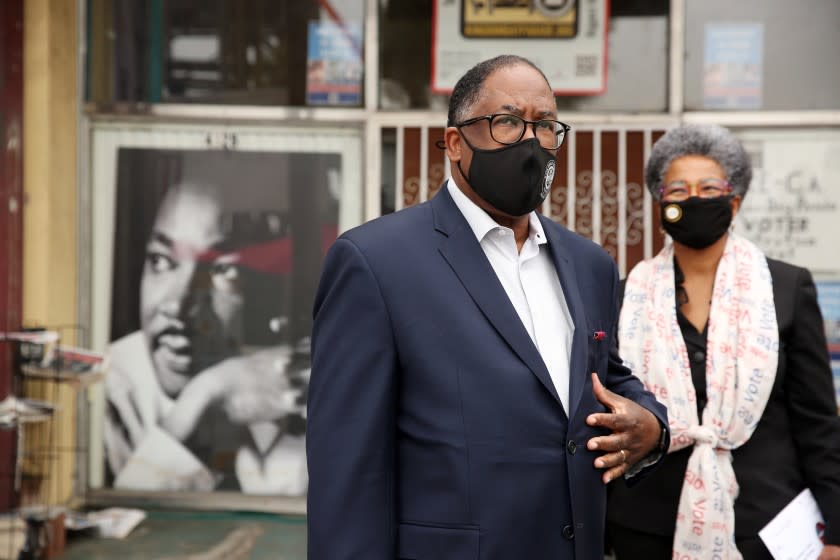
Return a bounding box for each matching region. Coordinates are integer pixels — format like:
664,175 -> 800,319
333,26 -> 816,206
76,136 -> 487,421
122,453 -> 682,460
818,545 -> 840,560
586,372 -> 661,483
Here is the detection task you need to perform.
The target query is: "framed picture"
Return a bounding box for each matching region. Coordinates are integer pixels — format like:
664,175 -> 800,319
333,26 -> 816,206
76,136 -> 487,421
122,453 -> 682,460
431,0 -> 610,94
86,122 -> 363,512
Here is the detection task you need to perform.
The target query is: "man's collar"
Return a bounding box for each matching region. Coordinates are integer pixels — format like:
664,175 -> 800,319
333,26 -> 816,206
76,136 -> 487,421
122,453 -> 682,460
446,178 -> 547,246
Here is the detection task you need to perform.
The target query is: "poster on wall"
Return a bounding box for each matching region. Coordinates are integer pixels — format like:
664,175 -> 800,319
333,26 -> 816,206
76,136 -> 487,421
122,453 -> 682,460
736,129 -> 840,279
102,148 -> 340,497
306,20 -> 363,106
703,23 -> 764,109
431,0 -> 609,94
816,281 -> 840,408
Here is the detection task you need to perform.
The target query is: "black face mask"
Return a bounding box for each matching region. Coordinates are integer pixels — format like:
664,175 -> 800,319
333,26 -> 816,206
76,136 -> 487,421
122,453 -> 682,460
660,196 -> 735,249
457,137 -> 557,217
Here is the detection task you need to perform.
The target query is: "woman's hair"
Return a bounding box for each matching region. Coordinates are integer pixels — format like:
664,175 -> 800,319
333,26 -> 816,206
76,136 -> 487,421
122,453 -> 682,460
645,124 -> 752,200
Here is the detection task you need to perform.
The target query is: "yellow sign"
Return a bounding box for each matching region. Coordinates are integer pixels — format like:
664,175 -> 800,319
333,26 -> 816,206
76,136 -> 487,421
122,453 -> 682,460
462,0 -> 577,39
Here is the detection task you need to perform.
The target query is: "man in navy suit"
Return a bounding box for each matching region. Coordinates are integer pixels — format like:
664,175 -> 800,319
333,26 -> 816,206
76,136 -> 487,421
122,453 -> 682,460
307,55 -> 668,560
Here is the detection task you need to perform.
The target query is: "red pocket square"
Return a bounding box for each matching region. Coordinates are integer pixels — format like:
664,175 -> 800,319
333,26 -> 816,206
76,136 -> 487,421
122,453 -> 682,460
593,330 -> 606,341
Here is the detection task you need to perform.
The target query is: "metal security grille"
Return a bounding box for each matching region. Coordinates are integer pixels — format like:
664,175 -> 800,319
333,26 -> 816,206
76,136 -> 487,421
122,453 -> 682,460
375,117 -> 671,277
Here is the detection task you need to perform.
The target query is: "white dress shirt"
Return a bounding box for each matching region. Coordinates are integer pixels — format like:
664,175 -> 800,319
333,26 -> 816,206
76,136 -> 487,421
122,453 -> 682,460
447,180 -> 574,412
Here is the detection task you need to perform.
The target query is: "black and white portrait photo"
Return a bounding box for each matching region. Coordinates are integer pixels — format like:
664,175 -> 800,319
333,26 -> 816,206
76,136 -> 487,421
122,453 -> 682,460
102,148 -> 339,496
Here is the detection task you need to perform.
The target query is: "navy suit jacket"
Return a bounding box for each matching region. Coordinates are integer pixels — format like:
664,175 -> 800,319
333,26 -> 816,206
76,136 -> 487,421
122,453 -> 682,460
307,185 -> 668,560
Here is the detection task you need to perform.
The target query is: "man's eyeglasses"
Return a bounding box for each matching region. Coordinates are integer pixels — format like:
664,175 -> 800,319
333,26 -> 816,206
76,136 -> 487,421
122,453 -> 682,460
659,178 -> 733,202
456,113 -> 571,150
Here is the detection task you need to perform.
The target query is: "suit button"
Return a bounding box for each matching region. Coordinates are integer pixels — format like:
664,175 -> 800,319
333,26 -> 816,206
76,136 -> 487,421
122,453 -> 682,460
692,350 -> 705,364
561,524 -> 574,540
566,440 -> 577,455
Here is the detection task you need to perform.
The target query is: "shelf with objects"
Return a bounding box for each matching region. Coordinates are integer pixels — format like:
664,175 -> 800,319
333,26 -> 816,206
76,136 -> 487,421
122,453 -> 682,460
0,329 -> 106,560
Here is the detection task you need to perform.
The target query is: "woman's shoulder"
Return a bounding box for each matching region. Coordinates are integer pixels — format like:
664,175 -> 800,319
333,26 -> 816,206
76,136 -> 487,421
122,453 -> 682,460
765,257 -> 812,288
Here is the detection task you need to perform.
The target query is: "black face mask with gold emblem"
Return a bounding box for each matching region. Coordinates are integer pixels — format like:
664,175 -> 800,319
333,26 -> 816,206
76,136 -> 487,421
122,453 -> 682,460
660,196 -> 735,249
457,137 -> 556,217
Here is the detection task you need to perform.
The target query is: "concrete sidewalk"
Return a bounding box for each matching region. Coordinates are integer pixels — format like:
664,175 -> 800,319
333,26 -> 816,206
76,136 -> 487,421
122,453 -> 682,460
62,510 -> 306,560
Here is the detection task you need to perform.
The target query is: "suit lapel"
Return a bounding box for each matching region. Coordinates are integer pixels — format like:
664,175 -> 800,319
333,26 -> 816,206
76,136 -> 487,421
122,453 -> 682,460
432,187 -> 564,410
539,215 -> 589,421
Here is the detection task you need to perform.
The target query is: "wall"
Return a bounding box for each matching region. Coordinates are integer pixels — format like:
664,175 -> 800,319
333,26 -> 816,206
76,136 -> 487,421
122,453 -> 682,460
22,0 -> 79,506
0,0 -> 24,512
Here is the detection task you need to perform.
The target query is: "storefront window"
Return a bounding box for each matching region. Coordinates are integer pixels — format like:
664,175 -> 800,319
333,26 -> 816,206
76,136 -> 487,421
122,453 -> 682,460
684,0 -> 840,111
379,0 -> 669,113
86,0 -> 365,106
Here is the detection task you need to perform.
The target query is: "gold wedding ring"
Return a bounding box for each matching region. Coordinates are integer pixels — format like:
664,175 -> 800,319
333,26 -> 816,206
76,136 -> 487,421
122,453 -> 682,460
619,449 -> 627,464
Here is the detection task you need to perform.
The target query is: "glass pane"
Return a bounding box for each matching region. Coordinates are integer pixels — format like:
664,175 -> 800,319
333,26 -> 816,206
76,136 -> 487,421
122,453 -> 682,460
87,0 -> 365,106
379,0 -> 669,112
735,128 -> 840,277
684,0 -> 840,110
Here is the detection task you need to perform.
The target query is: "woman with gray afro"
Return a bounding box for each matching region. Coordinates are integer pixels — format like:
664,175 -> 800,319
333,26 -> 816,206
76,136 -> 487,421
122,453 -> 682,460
606,123 -> 840,560
645,123 -> 753,201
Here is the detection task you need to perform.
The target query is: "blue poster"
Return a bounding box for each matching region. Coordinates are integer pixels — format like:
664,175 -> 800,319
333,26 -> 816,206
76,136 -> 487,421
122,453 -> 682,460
703,23 -> 764,110
816,281 -> 840,408
306,21 -> 363,106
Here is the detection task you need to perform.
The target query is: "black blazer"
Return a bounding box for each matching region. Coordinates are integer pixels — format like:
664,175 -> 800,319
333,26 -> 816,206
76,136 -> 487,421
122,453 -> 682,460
607,258 -> 840,544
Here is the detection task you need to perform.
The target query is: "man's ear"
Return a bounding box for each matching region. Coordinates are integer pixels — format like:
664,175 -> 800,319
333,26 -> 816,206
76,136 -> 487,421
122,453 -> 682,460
444,127 -> 462,162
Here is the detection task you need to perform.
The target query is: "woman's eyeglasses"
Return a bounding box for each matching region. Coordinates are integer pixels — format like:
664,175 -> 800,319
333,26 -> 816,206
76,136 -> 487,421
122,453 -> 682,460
659,178 -> 733,202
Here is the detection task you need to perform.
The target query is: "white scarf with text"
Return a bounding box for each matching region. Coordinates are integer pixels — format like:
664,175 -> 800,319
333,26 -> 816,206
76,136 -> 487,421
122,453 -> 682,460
618,234 -> 778,560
